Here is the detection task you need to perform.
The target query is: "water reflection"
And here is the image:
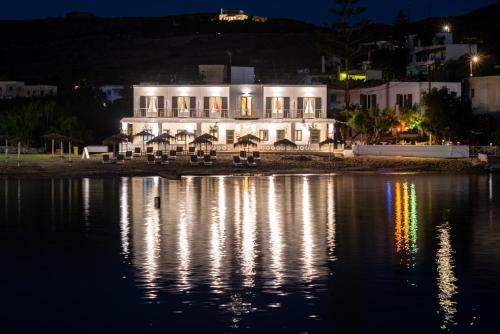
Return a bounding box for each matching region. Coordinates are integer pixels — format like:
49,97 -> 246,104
436,221 -> 458,331
390,181 -> 419,268
268,176 -> 284,288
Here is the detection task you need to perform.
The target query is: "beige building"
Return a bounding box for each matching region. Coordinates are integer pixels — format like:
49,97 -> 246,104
121,84 -> 334,151
467,76 -> 500,115
0,81 -> 57,99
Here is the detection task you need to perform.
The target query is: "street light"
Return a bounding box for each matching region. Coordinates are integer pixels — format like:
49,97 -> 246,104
470,54 -> 480,77
443,25 -> 451,33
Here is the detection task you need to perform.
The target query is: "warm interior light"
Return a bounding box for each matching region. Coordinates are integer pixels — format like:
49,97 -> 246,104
443,25 -> 451,33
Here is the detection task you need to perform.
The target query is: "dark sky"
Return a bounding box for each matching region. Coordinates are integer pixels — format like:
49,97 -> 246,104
1,0 -> 498,24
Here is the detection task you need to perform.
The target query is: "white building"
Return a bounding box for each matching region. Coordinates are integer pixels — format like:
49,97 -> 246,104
121,84 -> 333,151
0,81 -> 57,99
467,76 -> 500,115
406,31 -> 477,77
100,85 -> 124,103
349,81 -> 462,112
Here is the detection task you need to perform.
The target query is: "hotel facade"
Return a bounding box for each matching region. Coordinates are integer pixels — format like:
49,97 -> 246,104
121,84 -> 334,151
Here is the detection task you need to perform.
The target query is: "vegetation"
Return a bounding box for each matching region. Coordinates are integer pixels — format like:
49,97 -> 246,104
347,107 -> 397,143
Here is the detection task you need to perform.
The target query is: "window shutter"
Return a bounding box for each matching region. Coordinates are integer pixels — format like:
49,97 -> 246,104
158,96 -> 164,109
315,97 -> 322,110
407,94 -> 412,107
140,96 -> 146,109
284,97 -> 290,111
265,97 -> 272,110
297,97 -> 303,110
172,96 -> 178,109
222,97 -> 228,110
204,97 -> 210,110
190,97 -> 196,111
371,95 -> 377,108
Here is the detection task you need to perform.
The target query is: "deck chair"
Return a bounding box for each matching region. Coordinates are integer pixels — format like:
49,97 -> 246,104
189,155 -> 200,166
232,156 -> 243,167
146,147 -> 154,154
102,154 -> 111,164
252,151 -> 261,161
239,150 -> 247,161
203,155 -> 213,166
125,151 -> 133,160
146,154 -> 155,164
176,146 -> 184,155
188,147 -> 196,155
160,155 -> 169,165
209,150 -> 217,160
197,150 -> 204,158
116,154 -> 125,164
247,156 -> 257,167
168,150 -> 177,160
133,147 -> 141,157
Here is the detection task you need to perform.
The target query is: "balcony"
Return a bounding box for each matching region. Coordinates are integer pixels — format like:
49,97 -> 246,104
133,108 -> 229,119
264,109 -> 291,119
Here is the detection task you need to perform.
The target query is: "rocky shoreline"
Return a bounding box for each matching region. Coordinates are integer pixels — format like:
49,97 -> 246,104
0,153 -> 488,179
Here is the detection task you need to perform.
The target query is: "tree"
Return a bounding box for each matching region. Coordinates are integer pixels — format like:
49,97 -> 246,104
348,107 -> 397,143
399,105 -> 424,132
421,88 -> 474,143
328,0 -> 367,107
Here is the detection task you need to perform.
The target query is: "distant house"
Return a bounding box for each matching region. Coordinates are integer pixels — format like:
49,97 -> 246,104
198,65 -> 227,84
406,30 -> 477,77
218,9 -> 249,22
466,76 -> 500,116
100,85 -> 124,103
0,81 -> 57,99
349,81 -> 461,112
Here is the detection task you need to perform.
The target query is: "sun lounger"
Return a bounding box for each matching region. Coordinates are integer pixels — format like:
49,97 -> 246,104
189,155 -> 200,166
203,155 -> 213,166
168,150 -> 177,160
233,156 -> 243,167
116,154 -> 125,164
176,146 -> 184,155
125,151 -> 133,160
209,150 -> 217,160
147,154 -> 155,164
247,156 -> 257,167
188,147 -> 196,155
239,150 -> 247,161
102,154 -> 112,164
146,147 -> 154,154
197,150 -> 204,158
156,150 -> 163,157
133,147 -> 141,157
160,154 -> 169,165
252,151 -> 261,161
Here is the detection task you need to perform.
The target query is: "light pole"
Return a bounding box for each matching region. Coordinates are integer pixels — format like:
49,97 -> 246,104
470,55 -> 480,77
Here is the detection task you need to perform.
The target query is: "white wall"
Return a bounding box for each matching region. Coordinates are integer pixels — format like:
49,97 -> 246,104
353,145 -> 470,158
469,76 -> 500,114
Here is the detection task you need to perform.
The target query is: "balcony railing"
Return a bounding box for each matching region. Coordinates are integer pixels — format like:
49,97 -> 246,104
133,108 -> 323,119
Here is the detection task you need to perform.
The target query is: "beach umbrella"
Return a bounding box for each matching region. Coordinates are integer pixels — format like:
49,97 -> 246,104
190,136 -> 213,151
234,137 -> 257,153
175,130 -> 195,152
320,137 -> 336,160
148,135 -> 171,151
41,133 -> 69,157
103,133 -> 129,156
198,133 -> 218,141
274,138 -> 297,153
8,137 -> 22,166
134,130 -> 153,152
0,135 -> 11,160
239,133 -> 261,142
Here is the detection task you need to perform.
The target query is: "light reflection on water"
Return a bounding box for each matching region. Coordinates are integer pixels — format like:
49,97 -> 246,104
1,174 -> 500,332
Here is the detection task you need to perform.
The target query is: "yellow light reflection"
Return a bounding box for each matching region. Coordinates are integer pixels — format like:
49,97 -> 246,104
241,177 -> 256,287
436,222 -> 458,330
120,177 -> 130,257
327,177 -> 336,261
178,177 -> 192,291
144,177 -> 161,299
302,177 -> 315,281
210,177 -> 226,292
82,178 -> 89,222
393,181 -> 418,268
268,176 -> 284,287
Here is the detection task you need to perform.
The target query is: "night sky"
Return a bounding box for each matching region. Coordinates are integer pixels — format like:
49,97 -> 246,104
1,0 -> 498,24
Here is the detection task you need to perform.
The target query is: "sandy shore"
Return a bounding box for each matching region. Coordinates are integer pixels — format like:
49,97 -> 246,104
0,152 -> 487,179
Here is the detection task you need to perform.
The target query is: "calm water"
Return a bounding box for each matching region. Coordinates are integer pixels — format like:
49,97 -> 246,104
0,174 -> 499,333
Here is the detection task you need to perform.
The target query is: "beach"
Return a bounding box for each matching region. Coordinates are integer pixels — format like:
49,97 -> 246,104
0,153 -> 485,178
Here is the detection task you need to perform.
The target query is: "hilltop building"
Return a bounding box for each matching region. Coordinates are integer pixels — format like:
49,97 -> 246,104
100,85 -> 124,103
218,9 -> 248,22
121,84 -> 332,151
0,81 -> 57,99
406,29 -> 477,77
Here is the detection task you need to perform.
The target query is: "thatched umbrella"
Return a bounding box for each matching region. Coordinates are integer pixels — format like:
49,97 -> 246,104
8,137 -> 22,166
175,130 -> 195,152
103,133 -> 129,156
134,130 -> 153,152
41,133 -> 69,157
148,135 -> 171,151
234,137 -> 257,153
274,138 -> 297,153
239,133 -> 261,142
198,133 -> 218,141
190,136 -> 213,151
0,134 -> 11,160
320,137 -> 336,160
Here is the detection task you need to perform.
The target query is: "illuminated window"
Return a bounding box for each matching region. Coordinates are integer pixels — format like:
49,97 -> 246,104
177,96 -> 190,113
241,96 -> 252,116
272,97 -> 284,113
209,97 -> 222,113
295,130 -> 302,141
139,96 -> 160,114
259,130 -> 269,141
303,97 -> 315,114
